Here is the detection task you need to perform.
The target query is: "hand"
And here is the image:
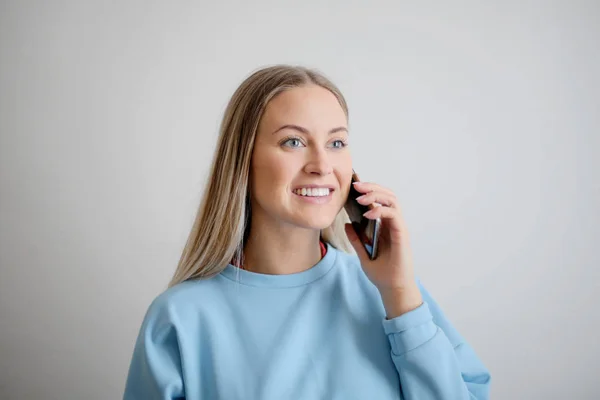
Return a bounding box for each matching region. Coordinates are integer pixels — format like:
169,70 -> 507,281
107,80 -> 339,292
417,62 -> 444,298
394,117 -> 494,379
344,181 -> 423,319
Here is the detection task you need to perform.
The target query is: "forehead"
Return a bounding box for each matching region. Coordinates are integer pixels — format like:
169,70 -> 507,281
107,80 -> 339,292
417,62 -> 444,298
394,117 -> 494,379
259,85 -> 347,130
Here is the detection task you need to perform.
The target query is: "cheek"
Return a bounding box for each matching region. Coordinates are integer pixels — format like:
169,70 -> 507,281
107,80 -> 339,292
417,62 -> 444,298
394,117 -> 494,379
335,163 -> 353,203
332,150 -> 352,170
251,149 -> 296,192
334,155 -> 353,182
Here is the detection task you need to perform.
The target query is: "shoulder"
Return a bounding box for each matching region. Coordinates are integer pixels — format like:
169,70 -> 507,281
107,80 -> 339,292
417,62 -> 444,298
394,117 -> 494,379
328,247 -> 383,300
140,277 -> 223,331
330,246 -> 363,272
329,247 -> 376,285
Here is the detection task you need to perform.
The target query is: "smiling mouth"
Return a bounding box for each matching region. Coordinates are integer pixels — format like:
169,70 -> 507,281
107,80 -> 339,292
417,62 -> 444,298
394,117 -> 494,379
292,188 -> 333,197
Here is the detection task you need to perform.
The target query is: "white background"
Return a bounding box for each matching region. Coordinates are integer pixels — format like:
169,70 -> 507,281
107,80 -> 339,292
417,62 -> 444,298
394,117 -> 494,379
1,1 -> 598,399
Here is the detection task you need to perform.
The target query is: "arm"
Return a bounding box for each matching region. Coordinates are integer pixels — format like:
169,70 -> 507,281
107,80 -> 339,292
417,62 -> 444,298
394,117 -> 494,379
345,181 -> 490,398
382,281 -> 491,400
123,300 -> 185,400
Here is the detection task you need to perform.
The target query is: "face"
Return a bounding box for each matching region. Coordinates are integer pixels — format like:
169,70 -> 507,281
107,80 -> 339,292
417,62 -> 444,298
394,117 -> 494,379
249,84 -> 353,230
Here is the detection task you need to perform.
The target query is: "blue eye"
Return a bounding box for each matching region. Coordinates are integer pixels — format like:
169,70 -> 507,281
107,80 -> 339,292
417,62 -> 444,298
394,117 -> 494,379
330,139 -> 348,149
282,137 -> 305,148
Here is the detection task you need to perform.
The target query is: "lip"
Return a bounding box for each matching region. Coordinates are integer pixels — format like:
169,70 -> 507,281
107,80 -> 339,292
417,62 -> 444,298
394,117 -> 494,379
292,189 -> 333,204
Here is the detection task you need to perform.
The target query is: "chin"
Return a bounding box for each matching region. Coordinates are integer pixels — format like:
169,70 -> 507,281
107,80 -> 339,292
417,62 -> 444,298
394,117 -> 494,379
292,214 -> 338,231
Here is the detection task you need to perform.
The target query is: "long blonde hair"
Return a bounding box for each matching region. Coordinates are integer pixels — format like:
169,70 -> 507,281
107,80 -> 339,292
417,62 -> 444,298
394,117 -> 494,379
169,65 -> 353,287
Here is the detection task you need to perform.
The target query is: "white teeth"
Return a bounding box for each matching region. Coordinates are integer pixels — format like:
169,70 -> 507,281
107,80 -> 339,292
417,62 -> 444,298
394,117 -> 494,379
295,188 -> 330,197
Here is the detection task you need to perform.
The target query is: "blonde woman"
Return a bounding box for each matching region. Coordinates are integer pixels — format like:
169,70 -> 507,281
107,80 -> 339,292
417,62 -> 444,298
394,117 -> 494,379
123,65 -> 491,399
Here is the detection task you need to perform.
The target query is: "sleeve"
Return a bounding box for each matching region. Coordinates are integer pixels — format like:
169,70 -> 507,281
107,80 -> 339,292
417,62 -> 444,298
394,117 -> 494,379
123,299 -> 185,400
381,280 -> 491,400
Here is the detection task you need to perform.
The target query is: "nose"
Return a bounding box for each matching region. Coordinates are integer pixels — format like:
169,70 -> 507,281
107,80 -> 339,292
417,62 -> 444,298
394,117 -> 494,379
304,148 -> 333,176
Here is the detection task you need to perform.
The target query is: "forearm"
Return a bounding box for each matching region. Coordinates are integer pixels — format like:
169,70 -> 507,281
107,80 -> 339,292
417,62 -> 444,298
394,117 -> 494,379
379,283 -> 423,319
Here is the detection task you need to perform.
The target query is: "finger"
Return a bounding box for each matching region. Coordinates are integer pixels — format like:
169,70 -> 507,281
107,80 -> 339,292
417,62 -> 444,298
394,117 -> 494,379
363,205 -> 405,233
352,181 -> 395,197
344,223 -> 372,264
356,191 -> 398,208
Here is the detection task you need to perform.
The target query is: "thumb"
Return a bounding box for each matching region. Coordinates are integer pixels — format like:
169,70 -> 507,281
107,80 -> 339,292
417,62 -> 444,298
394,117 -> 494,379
344,223 -> 371,264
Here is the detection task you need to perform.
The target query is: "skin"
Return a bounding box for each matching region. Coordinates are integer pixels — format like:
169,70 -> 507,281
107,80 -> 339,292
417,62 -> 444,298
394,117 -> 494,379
244,84 -> 422,319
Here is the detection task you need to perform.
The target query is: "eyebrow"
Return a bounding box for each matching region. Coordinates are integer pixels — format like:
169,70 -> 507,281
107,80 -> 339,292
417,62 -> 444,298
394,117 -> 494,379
271,124 -> 348,135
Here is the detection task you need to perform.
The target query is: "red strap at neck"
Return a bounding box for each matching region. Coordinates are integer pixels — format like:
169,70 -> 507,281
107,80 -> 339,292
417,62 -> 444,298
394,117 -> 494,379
319,240 -> 327,258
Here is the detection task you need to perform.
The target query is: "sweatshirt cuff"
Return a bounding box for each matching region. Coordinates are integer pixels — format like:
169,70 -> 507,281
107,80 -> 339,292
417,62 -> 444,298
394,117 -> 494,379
382,301 -> 438,356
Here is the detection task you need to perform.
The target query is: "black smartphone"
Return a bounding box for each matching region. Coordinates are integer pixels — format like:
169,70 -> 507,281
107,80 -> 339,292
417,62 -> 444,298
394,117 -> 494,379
344,171 -> 381,260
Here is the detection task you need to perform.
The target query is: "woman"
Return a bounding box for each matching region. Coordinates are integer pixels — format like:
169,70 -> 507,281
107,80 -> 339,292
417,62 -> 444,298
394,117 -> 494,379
123,65 -> 491,399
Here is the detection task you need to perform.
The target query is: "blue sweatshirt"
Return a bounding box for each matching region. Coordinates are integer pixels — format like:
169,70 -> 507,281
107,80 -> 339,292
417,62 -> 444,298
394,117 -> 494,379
124,243 -> 491,399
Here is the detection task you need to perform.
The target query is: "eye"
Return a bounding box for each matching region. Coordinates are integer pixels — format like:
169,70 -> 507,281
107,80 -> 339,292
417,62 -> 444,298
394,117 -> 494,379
329,139 -> 348,149
281,137 -> 305,148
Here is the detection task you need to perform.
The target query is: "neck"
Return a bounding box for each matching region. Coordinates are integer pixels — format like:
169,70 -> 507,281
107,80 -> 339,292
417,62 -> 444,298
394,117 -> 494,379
243,213 -> 323,275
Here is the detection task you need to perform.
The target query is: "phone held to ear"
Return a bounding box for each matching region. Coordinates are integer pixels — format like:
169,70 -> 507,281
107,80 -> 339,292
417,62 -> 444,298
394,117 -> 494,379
343,170 -> 381,260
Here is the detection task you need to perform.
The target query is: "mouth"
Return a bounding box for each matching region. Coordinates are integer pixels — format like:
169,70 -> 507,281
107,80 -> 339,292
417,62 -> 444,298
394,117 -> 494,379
292,186 -> 334,204
292,187 -> 334,197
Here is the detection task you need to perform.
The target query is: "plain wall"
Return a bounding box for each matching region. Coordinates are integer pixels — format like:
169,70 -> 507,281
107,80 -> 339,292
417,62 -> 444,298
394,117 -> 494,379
1,1 -> 598,399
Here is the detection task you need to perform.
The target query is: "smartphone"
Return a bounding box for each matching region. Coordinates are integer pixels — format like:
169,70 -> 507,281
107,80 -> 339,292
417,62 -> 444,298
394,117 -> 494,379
344,170 -> 381,260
